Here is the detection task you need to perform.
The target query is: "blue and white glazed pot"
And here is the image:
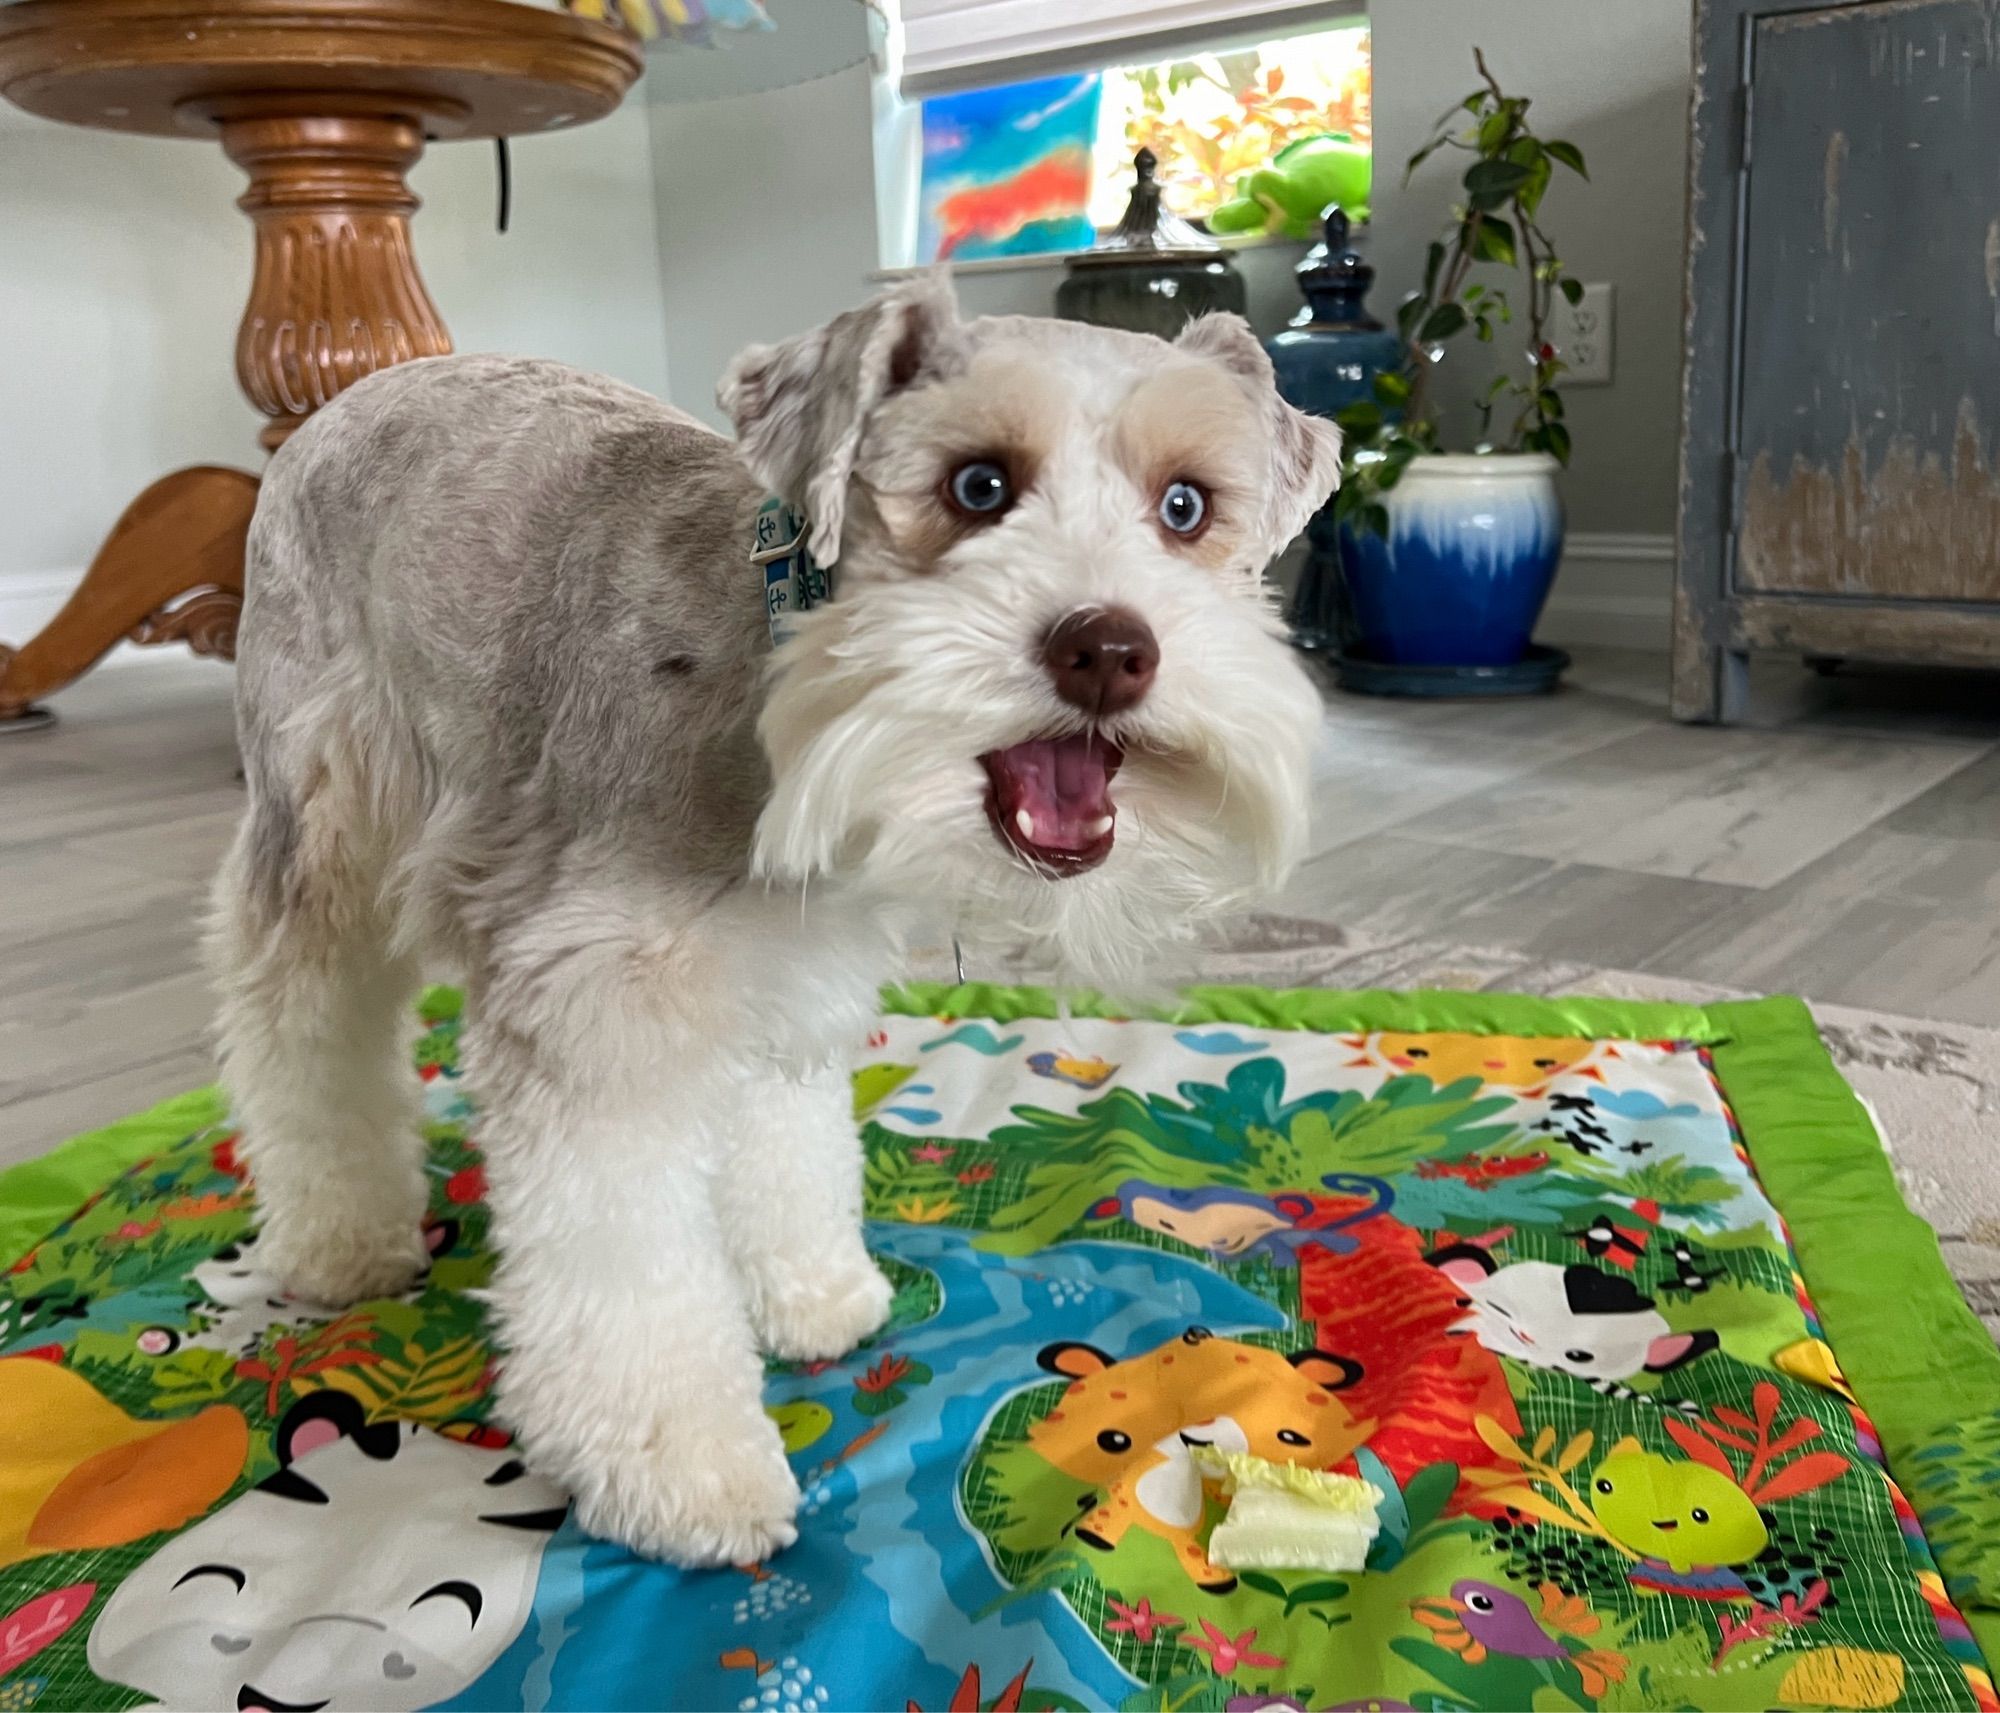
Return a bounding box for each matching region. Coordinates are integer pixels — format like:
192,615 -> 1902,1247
1337,452 -> 1564,666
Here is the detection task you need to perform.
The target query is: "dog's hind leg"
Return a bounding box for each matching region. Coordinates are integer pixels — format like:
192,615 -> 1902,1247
207,749 -> 430,1306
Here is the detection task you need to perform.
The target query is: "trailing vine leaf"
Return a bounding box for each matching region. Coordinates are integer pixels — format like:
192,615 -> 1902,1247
1544,138 -> 1588,176
1417,303 -> 1467,343
1472,215 -> 1517,265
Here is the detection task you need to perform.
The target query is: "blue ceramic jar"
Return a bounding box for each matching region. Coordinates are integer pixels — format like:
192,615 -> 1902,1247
1266,207 -> 1401,653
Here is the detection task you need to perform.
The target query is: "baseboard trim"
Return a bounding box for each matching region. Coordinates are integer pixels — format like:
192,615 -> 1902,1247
1537,530 -> 1673,652
4,533 -> 1678,675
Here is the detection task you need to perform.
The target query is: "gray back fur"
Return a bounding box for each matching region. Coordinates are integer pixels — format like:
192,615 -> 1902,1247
236,354 -> 771,953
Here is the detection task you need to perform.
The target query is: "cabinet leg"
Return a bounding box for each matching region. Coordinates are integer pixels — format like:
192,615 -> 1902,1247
1671,640 -> 1750,725
0,465 -> 259,724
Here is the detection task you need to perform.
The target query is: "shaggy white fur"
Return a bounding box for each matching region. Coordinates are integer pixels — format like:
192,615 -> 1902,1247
208,277 -> 1338,1565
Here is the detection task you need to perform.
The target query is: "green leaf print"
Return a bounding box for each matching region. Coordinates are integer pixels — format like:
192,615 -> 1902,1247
979,1060 -> 1520,1255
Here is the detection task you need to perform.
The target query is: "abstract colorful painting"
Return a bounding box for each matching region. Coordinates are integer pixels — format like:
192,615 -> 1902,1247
917,73 -> 1103,262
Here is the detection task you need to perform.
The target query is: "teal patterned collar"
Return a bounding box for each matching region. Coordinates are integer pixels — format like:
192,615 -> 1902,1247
751,496 -> 834,646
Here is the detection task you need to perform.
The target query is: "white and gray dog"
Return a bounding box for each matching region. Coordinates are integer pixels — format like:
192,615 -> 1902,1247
208,276 -> 1338,1566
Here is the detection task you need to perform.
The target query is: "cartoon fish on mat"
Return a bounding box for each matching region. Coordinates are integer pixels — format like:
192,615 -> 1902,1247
1025,1051 -> 1117,1089
1588,1445 -> 1768,1600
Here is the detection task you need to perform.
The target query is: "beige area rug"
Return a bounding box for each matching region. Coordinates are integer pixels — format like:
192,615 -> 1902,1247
934,916 -> 2000,1342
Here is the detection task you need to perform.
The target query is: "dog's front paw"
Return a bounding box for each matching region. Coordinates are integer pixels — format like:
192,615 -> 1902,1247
256,1219 -> 429,1307
753,1258 -> 894,1363
579,1420 -> 802,1568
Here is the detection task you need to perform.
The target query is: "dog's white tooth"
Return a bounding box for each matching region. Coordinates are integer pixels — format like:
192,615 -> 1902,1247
1089,814 -> 1114,837
1015,808 -> 1036,840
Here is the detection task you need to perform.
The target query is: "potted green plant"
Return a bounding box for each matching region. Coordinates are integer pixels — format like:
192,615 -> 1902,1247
1330,51 -> 1588,674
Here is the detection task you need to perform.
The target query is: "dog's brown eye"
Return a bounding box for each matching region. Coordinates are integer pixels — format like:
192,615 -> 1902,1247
946,460 -> 1012,518
1159,480 -> 1208,537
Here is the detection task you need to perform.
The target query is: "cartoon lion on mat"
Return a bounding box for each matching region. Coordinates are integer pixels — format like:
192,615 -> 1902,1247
1026,1326 -> 1372,1592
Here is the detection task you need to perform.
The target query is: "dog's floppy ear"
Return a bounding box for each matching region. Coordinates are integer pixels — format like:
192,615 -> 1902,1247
718,273 -> 965,565
1175,311 -> 1343,562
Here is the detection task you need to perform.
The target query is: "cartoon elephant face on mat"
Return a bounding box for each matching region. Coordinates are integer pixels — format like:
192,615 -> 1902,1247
88,1390 -> 567,1713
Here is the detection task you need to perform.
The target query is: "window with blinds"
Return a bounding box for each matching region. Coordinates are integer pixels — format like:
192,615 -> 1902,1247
892,0 -> 1362,98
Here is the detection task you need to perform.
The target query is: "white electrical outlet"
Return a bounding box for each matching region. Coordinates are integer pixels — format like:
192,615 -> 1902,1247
1557,281 -> 1614,385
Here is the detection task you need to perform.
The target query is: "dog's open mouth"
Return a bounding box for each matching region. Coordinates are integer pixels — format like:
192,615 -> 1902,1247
981,735 -> 1122,877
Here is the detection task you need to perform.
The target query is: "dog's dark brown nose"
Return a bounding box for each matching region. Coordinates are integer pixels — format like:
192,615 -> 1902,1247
1042,608 -> 1158,715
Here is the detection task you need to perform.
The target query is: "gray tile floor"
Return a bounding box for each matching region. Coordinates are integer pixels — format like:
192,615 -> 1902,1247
3,647 -> 1997,1164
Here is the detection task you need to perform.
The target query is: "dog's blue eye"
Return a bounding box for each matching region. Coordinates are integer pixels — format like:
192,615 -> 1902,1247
947,461 -> 1012,517
1159,480 -> 1208,536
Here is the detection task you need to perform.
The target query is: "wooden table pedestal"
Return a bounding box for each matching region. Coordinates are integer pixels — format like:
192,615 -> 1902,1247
0,0 -> 641,726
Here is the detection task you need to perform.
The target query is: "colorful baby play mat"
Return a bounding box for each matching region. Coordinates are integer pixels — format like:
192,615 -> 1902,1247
4,986 -> 2000,1712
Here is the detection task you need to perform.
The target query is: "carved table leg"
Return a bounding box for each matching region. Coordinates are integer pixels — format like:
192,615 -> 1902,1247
0,466 -> 259,722
0,99 -> 455,727
219,104 -> 453,451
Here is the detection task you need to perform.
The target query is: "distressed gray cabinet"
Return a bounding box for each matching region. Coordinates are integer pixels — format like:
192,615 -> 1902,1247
1676,0 -> 2000,721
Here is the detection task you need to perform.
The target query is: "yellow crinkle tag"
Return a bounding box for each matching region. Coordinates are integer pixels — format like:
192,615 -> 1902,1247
1193,1449 -> 1384,1572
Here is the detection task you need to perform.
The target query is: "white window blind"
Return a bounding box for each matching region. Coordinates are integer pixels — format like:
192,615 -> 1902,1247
893,0 -> 1361,97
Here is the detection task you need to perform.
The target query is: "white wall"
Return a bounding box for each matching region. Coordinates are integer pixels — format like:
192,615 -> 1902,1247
0,93 -> 672,655
1,2 -> 1693,665
648,0 -> 1693,646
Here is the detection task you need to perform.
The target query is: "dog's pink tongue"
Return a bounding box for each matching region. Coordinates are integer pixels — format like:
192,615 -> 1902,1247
982,736 -> 1120,854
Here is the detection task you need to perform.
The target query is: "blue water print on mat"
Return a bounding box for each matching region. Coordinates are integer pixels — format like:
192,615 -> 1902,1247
1172,1029 -> 1270,1056
1594,1088 -> 1702,1122
445,1224 -> 1283,1712
922,1024 -> 1025,1057
881,1081 -> 944,1127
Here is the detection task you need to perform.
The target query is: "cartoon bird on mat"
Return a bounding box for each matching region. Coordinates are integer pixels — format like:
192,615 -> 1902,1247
1025,1050 -> 1117,1090
1411,1579 -> 1627,1698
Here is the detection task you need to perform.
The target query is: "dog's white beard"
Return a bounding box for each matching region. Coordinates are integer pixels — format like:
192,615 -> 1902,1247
751,557 -> 1320,990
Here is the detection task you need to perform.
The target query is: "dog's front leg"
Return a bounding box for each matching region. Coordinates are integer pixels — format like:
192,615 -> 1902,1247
468,993 -> 799,1567
711,1059 -> 892,1362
